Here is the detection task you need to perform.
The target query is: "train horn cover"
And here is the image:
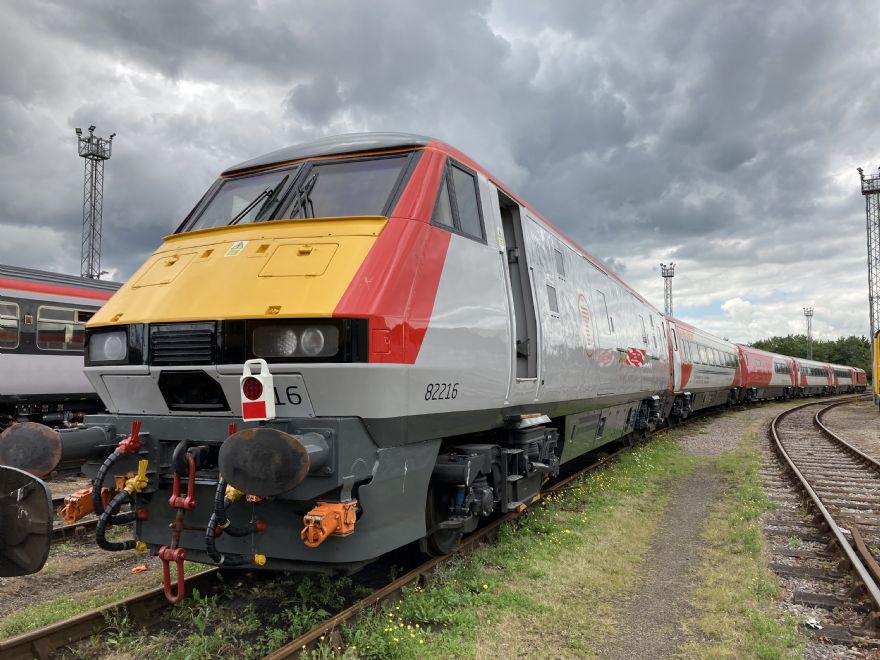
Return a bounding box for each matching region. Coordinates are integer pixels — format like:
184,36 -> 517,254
240,359 -> 275,422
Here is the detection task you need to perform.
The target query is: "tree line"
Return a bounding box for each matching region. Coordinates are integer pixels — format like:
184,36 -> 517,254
749,334 -> 872,381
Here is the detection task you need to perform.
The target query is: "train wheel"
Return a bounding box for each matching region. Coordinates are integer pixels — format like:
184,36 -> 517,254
424,483 -> 463,556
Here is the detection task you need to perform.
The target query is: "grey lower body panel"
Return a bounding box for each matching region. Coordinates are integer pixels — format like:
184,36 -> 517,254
84,389 -> 666,569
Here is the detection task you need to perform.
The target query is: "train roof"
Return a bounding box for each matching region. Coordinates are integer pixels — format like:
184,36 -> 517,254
223,132 -> 432,175
0,264 -> 121,293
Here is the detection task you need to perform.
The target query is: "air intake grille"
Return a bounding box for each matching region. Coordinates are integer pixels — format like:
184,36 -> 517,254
150,322 -> 215,365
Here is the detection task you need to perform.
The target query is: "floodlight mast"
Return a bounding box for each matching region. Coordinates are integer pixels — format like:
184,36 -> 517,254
803,307 -> 814,360
75,126 -> 115,279
859,166 -> 880,406
660,262 -> 675,316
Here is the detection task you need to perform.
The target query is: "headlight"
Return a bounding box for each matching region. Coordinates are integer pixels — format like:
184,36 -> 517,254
251,325 -> 339,359
300,328 -> 325,356
88,330 -> 128,362
253,326 -> 297,357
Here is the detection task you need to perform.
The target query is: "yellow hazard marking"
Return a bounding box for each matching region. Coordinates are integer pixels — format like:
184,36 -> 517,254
225,240 -> 249,257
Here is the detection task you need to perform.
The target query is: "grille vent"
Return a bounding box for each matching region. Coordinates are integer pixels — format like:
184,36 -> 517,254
150,322 -> 215,365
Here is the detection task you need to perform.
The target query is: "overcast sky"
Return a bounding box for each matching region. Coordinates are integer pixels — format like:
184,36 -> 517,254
1,0 -> 877,343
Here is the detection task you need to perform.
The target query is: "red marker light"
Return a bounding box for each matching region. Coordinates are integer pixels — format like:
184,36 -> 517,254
242,377 -> 263,401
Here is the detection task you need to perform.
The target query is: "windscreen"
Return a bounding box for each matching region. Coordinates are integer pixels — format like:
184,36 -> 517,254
179,153 -> 412,233
284,156 -> 408,219
182,168 -> 296,232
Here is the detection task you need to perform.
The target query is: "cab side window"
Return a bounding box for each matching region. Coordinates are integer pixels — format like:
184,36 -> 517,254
431,160 -> 486,242
431,178 -> 454,228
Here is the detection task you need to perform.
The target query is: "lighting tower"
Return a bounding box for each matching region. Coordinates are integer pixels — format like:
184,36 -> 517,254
660,262 -> 675,316
859,167 -> 880,404
803,307 -> 814,360
75,126 -> 115,279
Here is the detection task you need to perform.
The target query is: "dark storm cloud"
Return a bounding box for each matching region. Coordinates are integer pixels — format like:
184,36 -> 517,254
0,0 -> 877,338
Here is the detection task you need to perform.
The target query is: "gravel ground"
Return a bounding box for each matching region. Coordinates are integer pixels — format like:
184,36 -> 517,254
595,464 -> 719,658
596,405 -> 779,658
823,399 -> 880,460
676,408 -> 760,456
0,535 -> 162,622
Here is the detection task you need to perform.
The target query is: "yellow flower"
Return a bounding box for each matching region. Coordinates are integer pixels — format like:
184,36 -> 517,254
482,584 -> 489,590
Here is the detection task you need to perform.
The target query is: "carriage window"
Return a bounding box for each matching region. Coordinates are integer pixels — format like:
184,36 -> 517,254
36,306 -> 87,351
554,249 -> 565,277
639,316 -> 648,345
0,301 -> 19,349
431,177 -> 455,228
450,165 -> 484,241
671,327 -> 678,350
546,284 -> 559,314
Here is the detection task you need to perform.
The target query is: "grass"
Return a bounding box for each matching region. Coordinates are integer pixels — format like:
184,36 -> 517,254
0,588 -> 143,639
683,420 -> 804,658
304,434 -> 696,659
68,573 -> 357,659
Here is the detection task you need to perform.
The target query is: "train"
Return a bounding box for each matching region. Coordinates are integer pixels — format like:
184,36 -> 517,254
0,265 -> 119,431
0,133 -> 865,600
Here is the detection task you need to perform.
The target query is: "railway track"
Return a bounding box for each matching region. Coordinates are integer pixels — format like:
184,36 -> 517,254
768,396 -> 880,642
0,439 -> 629,659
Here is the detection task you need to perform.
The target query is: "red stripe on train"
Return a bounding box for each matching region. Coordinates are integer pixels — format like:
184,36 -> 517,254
333,149 -> 450,364
0,278 -> 114,301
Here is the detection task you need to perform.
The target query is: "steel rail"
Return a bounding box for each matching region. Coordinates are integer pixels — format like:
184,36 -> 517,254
814,395 -> 880,473
0,569 -> 221,660
262,447 -> 628,659
52,517 -> 98,542
770,397 -> 880,623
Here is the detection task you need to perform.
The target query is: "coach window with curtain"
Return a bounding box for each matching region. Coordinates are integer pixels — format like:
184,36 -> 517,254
0,302 -> 20,349
36,307 -> 92,351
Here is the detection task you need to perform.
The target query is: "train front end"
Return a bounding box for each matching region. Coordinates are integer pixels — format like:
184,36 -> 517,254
75,135 -> 448,587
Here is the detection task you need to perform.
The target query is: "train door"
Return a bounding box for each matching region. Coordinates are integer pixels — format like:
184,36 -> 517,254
669,321 -> 682,391
497,191 -> 539,398
590,278 -> 617,395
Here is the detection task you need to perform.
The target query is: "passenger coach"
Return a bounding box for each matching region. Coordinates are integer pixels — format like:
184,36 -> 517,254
0,265 -> 118,429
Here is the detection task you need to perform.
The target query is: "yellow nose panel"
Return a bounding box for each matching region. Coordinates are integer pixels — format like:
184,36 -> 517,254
88,217 -> 386,326
134,252 -> 197,287
259,243 -> 339,277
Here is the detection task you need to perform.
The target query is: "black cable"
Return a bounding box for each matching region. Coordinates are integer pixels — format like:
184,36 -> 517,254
96,490 -> 137,551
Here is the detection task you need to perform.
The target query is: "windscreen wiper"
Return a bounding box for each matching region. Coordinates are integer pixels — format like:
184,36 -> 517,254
229,174 -> 289,226
288,172 -> 319,219
254,174 -> 290,222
